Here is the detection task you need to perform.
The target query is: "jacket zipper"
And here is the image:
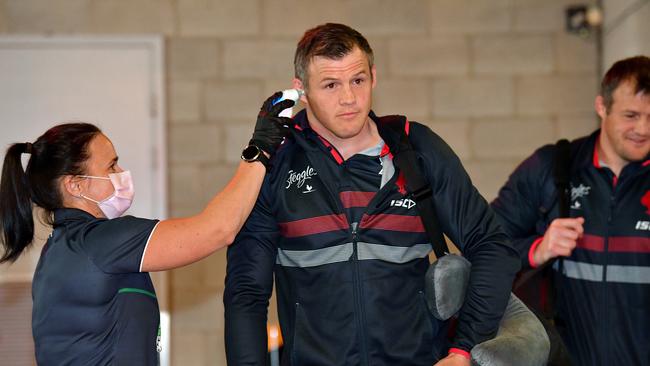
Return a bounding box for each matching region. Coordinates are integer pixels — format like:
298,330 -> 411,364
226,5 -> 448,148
602,184 -> 616,366
314,138 -> 397,366
291,302 -> 300,365
351,223 -> 370,366
348,162 -> 399,366
349,157 -> 402,366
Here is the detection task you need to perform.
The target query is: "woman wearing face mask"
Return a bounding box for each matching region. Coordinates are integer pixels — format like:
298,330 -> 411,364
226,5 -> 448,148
0,93 -> 293,365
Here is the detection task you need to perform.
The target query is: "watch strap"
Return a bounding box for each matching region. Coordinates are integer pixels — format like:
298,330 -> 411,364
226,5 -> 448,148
255,150 -> 270,169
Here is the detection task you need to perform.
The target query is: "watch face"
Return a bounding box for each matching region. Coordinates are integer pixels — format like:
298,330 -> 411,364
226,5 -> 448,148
241,145 -> 261,161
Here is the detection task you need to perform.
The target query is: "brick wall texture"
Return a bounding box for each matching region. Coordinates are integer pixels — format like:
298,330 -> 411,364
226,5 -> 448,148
0,0 -> 599,364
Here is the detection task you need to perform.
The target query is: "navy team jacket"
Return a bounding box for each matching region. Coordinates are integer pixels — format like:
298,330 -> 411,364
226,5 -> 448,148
491,130 -> 650,366
225,110 -> 519,366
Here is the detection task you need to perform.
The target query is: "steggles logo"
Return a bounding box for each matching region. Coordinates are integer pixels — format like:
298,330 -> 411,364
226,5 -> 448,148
570,183 -> 591,210
286,166 -> 318,189
571,184 -> 591,201
303,184 -> 315,194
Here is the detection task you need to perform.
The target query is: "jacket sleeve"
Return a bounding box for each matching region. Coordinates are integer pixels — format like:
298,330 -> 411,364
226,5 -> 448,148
412,123 -> 520,352
490,145 -> 555,269
223,180 -> 279,366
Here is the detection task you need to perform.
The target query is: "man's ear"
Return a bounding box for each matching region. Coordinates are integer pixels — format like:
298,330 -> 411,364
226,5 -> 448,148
595,95 -> 607,120
371,65 -> 377,89
293,78 -> 307,103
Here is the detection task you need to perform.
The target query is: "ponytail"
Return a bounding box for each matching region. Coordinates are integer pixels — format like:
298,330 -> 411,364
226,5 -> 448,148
0,143 -> 35,263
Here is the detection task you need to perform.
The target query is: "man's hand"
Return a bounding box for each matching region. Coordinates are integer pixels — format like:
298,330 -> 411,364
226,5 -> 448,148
250,91 -> 295,155
533,217 -> 585,266
434,352 -> 471,366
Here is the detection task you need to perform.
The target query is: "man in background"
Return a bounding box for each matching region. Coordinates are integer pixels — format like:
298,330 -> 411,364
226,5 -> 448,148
491,55 -> 650,366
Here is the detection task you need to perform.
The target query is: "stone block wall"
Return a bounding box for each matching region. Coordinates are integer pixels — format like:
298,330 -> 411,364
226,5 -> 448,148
0,0 -> 599,364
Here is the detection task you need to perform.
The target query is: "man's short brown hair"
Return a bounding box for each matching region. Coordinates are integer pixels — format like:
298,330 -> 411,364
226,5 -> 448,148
294,23 -> 374,89
600,55 -> 650,112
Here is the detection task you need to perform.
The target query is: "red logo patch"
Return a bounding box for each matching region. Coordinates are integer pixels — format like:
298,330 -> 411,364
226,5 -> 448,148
642,191 -> 650,215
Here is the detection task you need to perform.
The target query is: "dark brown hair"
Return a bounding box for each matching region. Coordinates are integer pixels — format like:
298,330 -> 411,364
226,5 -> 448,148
0,123 -> 101,263
294,23 -> 374,88
600,55 -> 650,112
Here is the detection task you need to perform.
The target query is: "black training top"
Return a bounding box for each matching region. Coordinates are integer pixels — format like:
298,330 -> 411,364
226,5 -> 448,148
32,208 -> 160,365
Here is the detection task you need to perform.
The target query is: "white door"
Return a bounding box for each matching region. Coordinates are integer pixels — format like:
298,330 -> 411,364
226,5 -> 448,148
0,36 -> 168,365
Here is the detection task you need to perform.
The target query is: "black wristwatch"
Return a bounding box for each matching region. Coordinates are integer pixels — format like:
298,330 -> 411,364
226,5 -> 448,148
241,144 -> 270,169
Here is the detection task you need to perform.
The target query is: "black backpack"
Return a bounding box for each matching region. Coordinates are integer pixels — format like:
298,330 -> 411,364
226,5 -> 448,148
512,138 -> 573,366
378,115 -> 551,366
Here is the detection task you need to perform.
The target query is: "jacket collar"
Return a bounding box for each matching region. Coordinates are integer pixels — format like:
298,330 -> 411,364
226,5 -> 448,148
291,109 -> 390,164
53,207 -> 97,227
573,130 -> 599,172
579,129 -> 650,173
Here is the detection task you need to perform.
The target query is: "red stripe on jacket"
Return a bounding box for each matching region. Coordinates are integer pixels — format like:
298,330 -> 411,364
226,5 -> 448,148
577,234 -> 650,253
576,234 -> 605,251
340,191 -> 375,208
609,236 -> 650,253
279,214 -> 349,238
361,214 -> 425,232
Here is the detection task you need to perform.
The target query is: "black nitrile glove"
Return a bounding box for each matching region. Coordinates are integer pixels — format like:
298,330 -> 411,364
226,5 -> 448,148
250,91 -> 295,155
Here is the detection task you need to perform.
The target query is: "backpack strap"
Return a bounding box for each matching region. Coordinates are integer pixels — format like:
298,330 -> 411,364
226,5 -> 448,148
377,115 -> 448,259
514,138 -> 572,290
554,139 -> 571,218
551,138 -> 571,321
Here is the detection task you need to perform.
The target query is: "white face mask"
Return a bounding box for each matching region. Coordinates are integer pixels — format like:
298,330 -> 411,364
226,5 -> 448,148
79,171 -> 135,219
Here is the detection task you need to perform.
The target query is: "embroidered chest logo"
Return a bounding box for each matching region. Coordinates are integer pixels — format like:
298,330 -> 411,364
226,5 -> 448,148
570,183 -> 591,209
286,165 -> 318,192
302,184 -> 316,194
641,190 -> 650,215
390,198 -> 416,209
